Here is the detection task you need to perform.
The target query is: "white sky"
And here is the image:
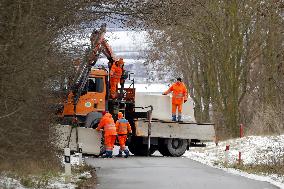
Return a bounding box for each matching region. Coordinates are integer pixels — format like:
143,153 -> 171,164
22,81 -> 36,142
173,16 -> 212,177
104,30 -> 148,51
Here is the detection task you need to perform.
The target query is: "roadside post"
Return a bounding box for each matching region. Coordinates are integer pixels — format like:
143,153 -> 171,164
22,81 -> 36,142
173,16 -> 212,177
147,105 -> 153,157
224,144 -> 230,165
238,124 -> 244,164
64,148 -> 71,183
78,143 -> 83,166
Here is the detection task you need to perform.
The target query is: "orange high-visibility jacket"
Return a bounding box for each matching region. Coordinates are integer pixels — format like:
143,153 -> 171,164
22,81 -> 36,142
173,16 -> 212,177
164,82 -> 188,105
110,63 -> 123,80
115,118 -> 132,135
96,113 -> 117,136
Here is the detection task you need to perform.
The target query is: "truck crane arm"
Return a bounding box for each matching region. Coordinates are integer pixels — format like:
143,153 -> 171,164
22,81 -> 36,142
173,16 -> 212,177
88,24 -> 115,66
72,24 -> 116,106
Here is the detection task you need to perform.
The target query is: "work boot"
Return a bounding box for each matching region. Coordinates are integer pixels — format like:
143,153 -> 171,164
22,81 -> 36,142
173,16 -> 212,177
108,151 -> 113,158
116,150 -> 123,157
102,151 -> 112,158
177,115 -> 182,122
124,149 -> 130,158
100,152 -> 108,158
172,115 -> 176,121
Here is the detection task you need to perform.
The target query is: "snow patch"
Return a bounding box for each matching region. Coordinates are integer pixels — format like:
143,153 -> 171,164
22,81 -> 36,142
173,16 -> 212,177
0,175 -> 26,189
183,135 -> 284,188
0,155 -> 90,189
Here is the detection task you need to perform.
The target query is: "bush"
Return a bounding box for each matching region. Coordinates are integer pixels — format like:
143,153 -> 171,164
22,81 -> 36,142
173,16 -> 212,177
248,105 -> 284,135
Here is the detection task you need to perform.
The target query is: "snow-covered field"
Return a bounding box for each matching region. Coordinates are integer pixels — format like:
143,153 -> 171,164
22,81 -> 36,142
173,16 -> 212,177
183,135 -> 284,188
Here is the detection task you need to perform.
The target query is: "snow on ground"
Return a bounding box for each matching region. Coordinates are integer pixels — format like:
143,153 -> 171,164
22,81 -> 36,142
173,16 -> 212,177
48,154 -> 92,189
183,135 -> 284,188
0,176 -> 26,189
0,154 -> 90,189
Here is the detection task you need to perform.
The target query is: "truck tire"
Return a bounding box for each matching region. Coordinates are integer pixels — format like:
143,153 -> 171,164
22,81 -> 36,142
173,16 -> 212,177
128,138 -> 156,156
166,138 -> 188,157
158,139 -> 171,156
85,112 -> 102,128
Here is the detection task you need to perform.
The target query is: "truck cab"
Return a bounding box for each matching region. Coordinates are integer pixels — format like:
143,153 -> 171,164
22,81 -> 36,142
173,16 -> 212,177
61,68 -> 108,124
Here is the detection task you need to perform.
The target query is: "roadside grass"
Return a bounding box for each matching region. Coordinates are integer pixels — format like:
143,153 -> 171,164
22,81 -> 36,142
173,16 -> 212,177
230,163 -> 284,176
73,164 -> 97,189
212,151 -> 284,177
72,164 -> 93,174
0,159 -> 60,188
0,159 -> 96,189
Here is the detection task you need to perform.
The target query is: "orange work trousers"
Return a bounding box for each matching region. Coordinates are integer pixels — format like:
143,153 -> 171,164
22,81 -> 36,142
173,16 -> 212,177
110,78 -> 119,99
104,135 -> 116,151
172,103 -> 182,116
118,135 -> 127,150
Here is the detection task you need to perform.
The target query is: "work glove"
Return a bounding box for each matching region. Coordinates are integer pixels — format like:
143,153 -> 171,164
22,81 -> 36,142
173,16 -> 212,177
184,99 -> 187,103
107,57 -> 114,63
127,133 -> 133,138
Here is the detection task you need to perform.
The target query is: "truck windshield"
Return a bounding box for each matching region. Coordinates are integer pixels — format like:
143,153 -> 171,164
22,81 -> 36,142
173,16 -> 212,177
88,77 -> 104,93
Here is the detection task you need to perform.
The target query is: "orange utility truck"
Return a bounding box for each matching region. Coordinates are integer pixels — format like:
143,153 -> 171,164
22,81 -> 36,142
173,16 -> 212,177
57,24 -> 215,157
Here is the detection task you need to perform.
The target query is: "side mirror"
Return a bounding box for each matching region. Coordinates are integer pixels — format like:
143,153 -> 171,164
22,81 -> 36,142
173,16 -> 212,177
122,70 -> 129,80
128,72 -> 134,80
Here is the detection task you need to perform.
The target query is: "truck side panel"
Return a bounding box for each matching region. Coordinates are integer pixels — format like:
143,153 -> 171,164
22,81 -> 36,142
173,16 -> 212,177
135,120 -> 215,140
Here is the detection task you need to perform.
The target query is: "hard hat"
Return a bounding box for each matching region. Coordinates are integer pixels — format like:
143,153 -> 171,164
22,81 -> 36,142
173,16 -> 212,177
105,113 -> 112,118
118,58 -> 124,65
118,112 -> 123,119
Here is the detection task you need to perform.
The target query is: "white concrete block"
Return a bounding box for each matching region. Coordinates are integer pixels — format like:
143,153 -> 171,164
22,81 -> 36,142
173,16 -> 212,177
135,92 -> 195,122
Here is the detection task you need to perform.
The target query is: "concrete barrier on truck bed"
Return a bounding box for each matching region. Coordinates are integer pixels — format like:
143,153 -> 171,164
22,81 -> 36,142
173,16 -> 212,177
135,93 -> 196,122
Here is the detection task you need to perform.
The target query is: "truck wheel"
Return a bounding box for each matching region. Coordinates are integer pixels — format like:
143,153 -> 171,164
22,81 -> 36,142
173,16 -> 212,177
128,142 -> 137,155
166,138 -> 188,157
128,138 -> 156,156
158,139 -> 171,156
85,112 -> 102,128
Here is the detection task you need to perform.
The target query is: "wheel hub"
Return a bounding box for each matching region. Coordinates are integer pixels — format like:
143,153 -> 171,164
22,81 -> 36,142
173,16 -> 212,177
172,139 -> 182,149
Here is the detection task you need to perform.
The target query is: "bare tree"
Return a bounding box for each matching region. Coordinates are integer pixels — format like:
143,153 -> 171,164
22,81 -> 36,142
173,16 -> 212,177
0,0 -> 120,172
121,0 -> 284,137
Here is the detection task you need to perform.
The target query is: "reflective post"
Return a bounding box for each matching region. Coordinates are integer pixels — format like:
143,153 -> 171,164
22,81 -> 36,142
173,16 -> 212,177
224,144 -> 230,165
64,148 -> 71,183
147,106 -> 153,157
238,124 -> 244,164
78,143 -> 83,166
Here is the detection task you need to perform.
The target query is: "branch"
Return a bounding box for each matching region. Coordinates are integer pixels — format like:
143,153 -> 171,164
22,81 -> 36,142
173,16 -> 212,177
0,107 -> 23,119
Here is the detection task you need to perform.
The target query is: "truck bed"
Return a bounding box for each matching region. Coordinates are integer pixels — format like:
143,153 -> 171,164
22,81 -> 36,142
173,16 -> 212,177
135,119 -> 215,141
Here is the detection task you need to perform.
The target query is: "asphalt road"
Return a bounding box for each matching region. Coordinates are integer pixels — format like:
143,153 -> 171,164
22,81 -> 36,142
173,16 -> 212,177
85,156 -> 279,189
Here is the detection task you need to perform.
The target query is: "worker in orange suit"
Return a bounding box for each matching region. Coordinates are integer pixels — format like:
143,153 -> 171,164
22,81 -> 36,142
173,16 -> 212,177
163,78 -> 188,122
110,58 -> 124,99
115,112 -> 132,158
96,112 -> 117,158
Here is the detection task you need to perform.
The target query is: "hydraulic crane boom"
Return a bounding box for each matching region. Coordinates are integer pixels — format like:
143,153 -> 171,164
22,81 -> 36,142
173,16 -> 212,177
72,24 -> 115,105
88,23 -> 114,66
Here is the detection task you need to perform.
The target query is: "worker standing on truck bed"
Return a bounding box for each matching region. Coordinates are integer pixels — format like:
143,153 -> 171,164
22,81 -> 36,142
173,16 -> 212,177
110,58 -> 124,99
163,78 -> 188,122
115,112 -> 132,158
96,112 -> 117,158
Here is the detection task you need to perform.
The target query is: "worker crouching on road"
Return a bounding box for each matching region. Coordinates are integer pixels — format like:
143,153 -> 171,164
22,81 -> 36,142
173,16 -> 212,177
110,58 -> 124,99
96,112 -> 117,158
163,78 -> 188,122
115,112 -> 132,158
